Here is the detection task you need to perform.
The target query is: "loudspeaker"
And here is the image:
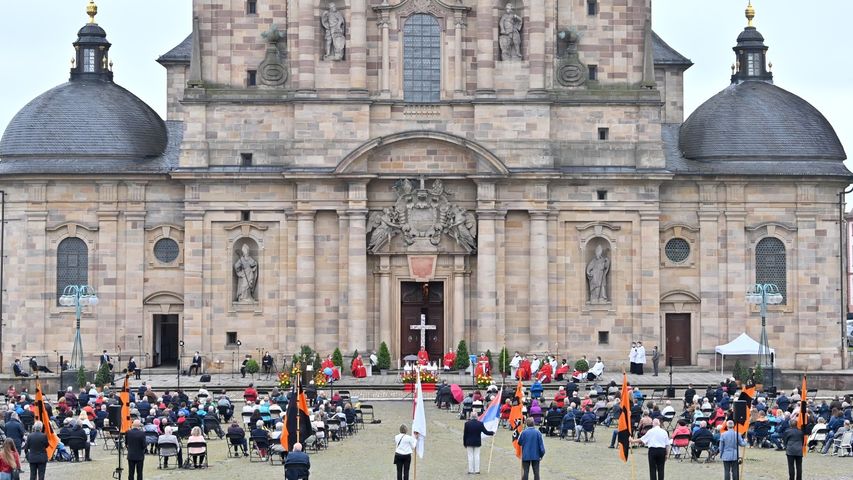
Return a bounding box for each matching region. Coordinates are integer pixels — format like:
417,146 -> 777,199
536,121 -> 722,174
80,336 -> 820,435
108,404 -> 122,428
199,374 -> 211,383
733,400 -> 747,424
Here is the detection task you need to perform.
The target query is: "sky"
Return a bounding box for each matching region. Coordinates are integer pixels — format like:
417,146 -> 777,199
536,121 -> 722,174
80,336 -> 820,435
0,0 -> 850,170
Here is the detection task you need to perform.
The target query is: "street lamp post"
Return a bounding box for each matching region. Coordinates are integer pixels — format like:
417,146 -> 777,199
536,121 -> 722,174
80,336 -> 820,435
59,285 -> 99,369
178,340 -> 185,391
746,283 -> 783,387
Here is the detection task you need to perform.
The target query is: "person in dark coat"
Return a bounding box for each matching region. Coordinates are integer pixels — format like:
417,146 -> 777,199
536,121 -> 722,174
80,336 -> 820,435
26,421 -> 49,480
462,412 -> 494,474
518,417 -> 546,480
126,420 -> 148,480
284,442 -> 311,480
3,413 -> 25,453
11,360 -> 28,378
782,419 -> 805,480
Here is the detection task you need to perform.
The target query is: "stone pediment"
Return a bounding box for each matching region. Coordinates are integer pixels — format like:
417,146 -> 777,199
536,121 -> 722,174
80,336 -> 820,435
367,177 -> 477,254
373,0 -> 470,20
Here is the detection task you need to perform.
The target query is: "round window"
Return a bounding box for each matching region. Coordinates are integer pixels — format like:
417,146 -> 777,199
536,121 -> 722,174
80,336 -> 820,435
665,238 -> 690,263
153,238 -> 180,263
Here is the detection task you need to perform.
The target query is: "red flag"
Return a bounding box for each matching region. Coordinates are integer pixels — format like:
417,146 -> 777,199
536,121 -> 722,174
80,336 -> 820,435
120,374 -> 131,433
616,373 -> 632,462
798,374 -> 808,456
34,381 -> 59,459
508,380 -> 524,458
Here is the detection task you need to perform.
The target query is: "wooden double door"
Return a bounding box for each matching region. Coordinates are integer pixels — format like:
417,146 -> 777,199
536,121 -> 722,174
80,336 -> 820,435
400,281 -> 444,362
665,313 -> 691,366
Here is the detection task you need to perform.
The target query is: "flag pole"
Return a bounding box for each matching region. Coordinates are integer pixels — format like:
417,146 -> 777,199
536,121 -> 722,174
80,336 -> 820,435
486,382 -> 502,473
296,368 -> 301,445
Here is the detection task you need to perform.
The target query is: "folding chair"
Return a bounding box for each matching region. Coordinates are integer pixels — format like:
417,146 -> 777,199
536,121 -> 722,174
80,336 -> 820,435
226,433 -> 246,458
250,436 -> 270,462
669,434 -> 691,460
186,441 -> 209,468
157,443 -> 179,469
661,411 -> 676,431
836,431 -> 853,456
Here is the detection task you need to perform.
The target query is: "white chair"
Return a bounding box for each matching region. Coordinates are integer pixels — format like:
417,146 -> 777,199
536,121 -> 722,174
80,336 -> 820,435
833,430 -> 853,456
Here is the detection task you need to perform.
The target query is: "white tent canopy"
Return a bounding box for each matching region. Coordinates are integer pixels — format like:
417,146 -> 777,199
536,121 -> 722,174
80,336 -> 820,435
714,333 -> 775,373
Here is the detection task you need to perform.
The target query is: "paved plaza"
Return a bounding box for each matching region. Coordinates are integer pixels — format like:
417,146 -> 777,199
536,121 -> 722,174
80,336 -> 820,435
25,401 -> 853,480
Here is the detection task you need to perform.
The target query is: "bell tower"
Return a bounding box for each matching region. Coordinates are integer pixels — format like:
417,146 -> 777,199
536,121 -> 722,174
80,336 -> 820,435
730,1 -> 772,84
70,1 -> 113,82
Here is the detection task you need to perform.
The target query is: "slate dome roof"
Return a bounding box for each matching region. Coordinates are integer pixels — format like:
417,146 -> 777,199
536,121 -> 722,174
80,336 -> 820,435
679,80 -> 846,161
0,80 -> 168,159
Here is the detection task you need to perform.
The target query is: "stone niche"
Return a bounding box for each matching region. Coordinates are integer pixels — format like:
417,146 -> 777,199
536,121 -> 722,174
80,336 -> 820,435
224,222 -> 268,313
584,236 -> 612,305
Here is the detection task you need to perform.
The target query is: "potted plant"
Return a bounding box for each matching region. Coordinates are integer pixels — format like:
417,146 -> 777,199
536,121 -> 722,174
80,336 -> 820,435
454,340 -> 470,373
732,359 -> 746,387
498,347 -> 511,380
332,347 -> 344,369
94,362 -> 113,388
574,357 -> 589,374
245,359 -> 260,379
377,342 -> 391,374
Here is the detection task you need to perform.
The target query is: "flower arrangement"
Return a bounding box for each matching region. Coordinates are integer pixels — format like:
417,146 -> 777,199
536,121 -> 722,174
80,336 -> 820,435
400,370 -> 439,384
278,371 -> 292,389
313,371 -> 327,388
476,373 -> 493,389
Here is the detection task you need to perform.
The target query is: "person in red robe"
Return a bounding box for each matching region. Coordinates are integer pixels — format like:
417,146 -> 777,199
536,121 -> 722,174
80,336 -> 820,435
321,355 -> 341,381
417,347 -> 429,366
553,387 -> 567,408
516,357 -> 531,380
477,354 -> 490,375
554,359 -> 570,381
351,355 -> 367,378
536,362 -> 553,383
442,349 -> 456,370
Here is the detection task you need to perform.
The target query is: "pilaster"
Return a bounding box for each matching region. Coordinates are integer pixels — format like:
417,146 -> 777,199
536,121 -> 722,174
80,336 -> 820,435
528,210 -> 549,350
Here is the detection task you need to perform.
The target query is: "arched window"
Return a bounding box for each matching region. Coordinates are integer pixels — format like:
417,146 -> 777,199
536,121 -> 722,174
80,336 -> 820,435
403,14 -> 441,103
57,237 -> 88,304
755,237 -> 786,304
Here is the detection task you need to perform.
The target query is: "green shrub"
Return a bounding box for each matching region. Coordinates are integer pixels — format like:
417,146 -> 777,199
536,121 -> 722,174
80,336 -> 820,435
732,359 -> 746,382
76,366 -> 87,389
753,364 -> 764,384
574,358 -> 589,372
245,359 -> 260,376
332,348 -> 344,368
485,350 -> 494,372
94,363 -> 112,387
377,342 -> 392,370
498,347 -> 511,377
454,340 -> 470,370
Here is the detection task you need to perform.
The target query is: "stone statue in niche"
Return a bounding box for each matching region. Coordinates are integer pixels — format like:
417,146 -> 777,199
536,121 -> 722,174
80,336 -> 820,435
258,25 -> 288,86
322,3 -> 346,61
498,3 -> 523,60
234,243 -> 258,302
586,243 -> 610,303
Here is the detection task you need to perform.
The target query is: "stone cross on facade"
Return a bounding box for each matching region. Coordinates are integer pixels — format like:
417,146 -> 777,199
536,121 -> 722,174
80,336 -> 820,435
410,313 -> 436,349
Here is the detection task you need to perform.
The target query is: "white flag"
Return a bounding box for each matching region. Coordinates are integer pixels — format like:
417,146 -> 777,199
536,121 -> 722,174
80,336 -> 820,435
412,368 -> 427,458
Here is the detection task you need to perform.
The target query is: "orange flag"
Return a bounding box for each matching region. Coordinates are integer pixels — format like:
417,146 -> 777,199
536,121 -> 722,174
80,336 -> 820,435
120,374 -> 132,433
508,380 -> 524,458
34,380 -> 59,459
616,373 -> 632,462
736,371 -> 756,436
798,374 -> 808,456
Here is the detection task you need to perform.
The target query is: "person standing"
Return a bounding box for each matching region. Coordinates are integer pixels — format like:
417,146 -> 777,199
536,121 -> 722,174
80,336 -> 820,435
719,420 -> 746,480
782,419 -> 805,480
629,343 -> 638,374
126,419 -> 147,480
651,346 -> 660,377
632,418 -> 668,480
462,412 -> 494,474
518,417 -> 545,480
25,421 -> 47,480
636,342 -> 647,375
393,424 -> 418,480
0,438 -> 21,480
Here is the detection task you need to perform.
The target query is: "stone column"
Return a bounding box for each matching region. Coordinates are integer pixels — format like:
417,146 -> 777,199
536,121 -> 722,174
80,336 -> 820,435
296,211 -> 316,346
297,0 -> 316,94
347,211 -> 368,351
23,182 -> 47,355
183,209 -> 205,354
724,183 -> 747,344
453,256 -> 466,347
528,211 -> 549,350
476,181 -> 498,351
124,210 -> 147,359
379,14 -> 390,94
639,210 -> 661,341
349,0 -> 368,95
795,184 -> 818,359
378,256 -> 392,347
527,0 -> 546,94
454,13 -> 465,93
698,183 -> 721,352
475,0 -> 495,96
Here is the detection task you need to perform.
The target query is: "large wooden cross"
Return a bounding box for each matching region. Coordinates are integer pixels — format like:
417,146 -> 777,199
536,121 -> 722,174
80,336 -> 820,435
410,313 -> 436,349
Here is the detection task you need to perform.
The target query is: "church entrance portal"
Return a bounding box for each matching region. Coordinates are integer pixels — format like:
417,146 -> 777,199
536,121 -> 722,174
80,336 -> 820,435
665,313 -> 691,366
400,281 -> 444,363
153,314 -> 179,366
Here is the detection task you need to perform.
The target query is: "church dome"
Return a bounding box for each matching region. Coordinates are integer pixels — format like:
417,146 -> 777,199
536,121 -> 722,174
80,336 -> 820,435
0,81 -> 167,159
678,80 -> 845,161
0,1 -> 167,160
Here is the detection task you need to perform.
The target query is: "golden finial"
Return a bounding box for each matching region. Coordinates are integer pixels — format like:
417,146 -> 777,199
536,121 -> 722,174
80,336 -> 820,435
86,1 -> 98,24
745,1 -> 755,27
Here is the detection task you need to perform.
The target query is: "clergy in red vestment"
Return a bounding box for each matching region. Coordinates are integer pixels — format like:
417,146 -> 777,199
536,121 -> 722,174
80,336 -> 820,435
442,349 -> 456,370
477,354 -> 490,375
351,355 -> 367,378
516,358 -> 532,380
554,359 -> 570,381
536,362 -> 553,383
553,387 -> 567,407
417,347 -> 429,366
321,355 -> 341,381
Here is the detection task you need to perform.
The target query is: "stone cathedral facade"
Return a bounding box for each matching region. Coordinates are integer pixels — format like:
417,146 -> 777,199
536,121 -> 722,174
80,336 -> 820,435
0,1 -> 848,371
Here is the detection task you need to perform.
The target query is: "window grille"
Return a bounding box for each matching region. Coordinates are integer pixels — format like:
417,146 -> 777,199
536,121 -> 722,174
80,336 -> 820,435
57,237 -> 88,304
403,14 -> 441,103
154,238 -> 180,263
755,237 -> 786,304
665,238 -> 690,263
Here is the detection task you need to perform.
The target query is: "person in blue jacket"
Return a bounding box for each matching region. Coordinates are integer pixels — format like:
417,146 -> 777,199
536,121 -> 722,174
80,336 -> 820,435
518,417 -> 545,480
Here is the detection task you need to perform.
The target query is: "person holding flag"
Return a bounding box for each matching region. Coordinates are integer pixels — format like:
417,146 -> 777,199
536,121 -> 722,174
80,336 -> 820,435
781,374 -> 809,480
463,411 -> 494,474
508,380 -> 525,459
281,377 -> 313,453
616,372 -> 633,463
32,380 -> 59,461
